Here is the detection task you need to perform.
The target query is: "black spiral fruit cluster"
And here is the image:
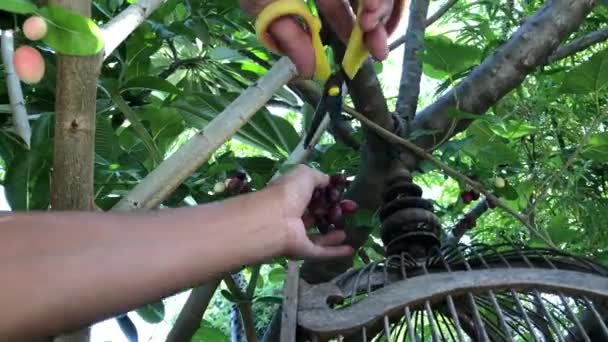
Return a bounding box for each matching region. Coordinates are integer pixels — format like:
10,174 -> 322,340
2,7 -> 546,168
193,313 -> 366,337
379,173 -> 442,258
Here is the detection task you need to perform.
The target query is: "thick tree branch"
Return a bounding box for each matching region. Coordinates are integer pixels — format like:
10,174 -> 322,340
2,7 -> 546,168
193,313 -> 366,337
410,0 -> 596,154
395,0 -> 431,120
343,104 -> 556,247
165,280 -> 221,342
1,30 -> 31,149
111,57 -> 297,211
101,0 -> 165,60
548,26 -> 608,63
389,0 -> 459,51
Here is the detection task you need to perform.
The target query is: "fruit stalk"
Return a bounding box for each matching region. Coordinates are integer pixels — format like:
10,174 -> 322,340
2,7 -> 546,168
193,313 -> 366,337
1,30 -> 32,148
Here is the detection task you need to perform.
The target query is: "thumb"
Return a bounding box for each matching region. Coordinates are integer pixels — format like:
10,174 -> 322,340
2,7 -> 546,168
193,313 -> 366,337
267,17 -> 316,78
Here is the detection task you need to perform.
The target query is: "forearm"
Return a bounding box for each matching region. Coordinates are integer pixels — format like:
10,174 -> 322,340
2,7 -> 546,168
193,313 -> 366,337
0,189 -> 285,341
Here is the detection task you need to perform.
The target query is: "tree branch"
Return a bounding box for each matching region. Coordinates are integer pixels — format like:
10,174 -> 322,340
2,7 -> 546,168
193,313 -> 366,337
395,0 -> 430,120
101,0 -> 165,60
111,57 -> 297,212
410,0 -> 595,154
1,30 -> 31,149
343,104 -> 556,247
548,26 -> 608,63
224,274 -> 257,342
165,280 -> 221,342
389,0 -> 459,52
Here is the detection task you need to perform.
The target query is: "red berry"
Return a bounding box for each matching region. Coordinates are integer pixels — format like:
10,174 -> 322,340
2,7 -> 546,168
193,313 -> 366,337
328,205 -> 343,223
461,191 -> 473,204
487,199 -> 497,209
326,188 -> 341,203
227,178 -> 243,193
340,200 -> 358,213
329,174 -> 346,187
471,191 -> 480,200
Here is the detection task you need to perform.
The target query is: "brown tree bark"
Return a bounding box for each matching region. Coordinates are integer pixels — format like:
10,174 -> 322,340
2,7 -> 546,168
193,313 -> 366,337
49,0 -> 102,341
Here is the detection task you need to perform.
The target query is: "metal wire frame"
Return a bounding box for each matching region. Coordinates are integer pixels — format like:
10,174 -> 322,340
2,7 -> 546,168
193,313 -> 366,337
297,242 -> 608,341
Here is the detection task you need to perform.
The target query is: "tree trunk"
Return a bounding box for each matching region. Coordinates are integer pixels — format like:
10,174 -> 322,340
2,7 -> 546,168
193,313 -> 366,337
49,0 -> 102,341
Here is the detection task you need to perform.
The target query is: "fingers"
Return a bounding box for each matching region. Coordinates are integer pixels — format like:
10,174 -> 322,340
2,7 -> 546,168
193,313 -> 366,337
364,26 -> 389,61
359,0 -> 394,31
268,17 -> 317,78
316,0 -> 356,43
306,230 -> 354,258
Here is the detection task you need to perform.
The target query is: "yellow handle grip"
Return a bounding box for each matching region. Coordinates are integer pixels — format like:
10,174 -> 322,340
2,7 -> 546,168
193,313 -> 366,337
341,5 -> 370,80
254,0 -> 331,82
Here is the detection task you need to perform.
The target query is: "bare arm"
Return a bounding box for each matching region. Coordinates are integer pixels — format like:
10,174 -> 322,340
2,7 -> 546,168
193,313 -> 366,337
0,165 -> 352,341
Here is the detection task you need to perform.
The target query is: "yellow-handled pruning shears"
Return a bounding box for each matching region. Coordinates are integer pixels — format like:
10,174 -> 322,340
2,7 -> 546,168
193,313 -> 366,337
254,0 -> 371,82
254,0 -> 372,149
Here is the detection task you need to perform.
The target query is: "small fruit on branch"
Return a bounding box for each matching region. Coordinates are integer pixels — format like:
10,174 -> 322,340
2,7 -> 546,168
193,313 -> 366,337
494,176 -> 506,188
23,16 -> 48,41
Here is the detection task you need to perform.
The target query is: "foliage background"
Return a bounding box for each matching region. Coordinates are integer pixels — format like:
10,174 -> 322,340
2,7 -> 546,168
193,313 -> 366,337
0,0 -> 607,340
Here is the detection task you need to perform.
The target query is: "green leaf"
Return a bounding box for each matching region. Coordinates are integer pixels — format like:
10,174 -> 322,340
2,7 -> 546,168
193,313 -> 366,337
121,76 -> 181,94
95,115 -> 120,161
209,46 -> 243,61
422,35 -> 482,79
135,301 -> 165,324
268,267 -> 285,284
220,289 -> 237,303
560,49 -> 608,94
39,6 -> 104,56
547,213 -> 576,244
583,132 -> 608,162
495,182 -> 519,201
192,322 -> 229,342
4,150 -> 51,210
0,0 -> 37,14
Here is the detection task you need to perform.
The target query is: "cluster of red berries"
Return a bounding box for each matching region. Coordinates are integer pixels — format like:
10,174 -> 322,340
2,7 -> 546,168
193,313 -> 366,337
214,171 -> 251,195
307,174 -> 358,234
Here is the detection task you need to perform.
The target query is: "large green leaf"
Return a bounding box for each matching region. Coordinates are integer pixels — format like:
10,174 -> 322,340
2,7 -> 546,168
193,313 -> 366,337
135,301 -> 165,324
0,0 -> 37,14
560,49 -> 608,94
4,150 -> 51,210
39,6 -> 104,56
137,106 -> 185,155
172,92 -> 298,156
192,322 -> 229,342
582,132 -> 608,162
422,35 -> 482,79
95,115 -> 120,161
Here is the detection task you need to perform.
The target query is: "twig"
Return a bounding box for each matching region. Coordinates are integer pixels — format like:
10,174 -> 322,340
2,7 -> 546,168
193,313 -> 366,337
111,93 -> 163,166
444,199 -> 490,245
224,275 -> 257,342
342,104 -> 556,247
1,30 -> 32,149
101,0 -> 165,60
548,26 -> 608,63
526,108 -> 608,215
389,0 -> 459,51
395,0 -> 430,119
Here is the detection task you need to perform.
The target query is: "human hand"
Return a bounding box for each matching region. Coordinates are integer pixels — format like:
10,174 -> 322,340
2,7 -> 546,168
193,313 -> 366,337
264,164 -> 355,259
240,0 -> 405,78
